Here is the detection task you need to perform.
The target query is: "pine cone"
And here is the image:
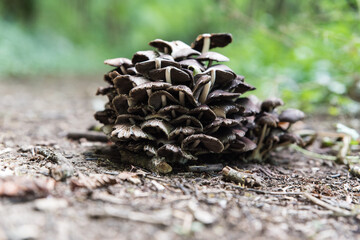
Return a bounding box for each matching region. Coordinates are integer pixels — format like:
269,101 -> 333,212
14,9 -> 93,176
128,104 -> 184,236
95,33 -> 305,171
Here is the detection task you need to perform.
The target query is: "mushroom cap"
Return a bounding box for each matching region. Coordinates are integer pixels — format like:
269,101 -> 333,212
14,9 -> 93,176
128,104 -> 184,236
167,85 -> 198,107
141,119 -> 173,139
157,105 -> 189,118
157,144 -> 197,163
148,90 -> 179,110
257,112 -> 279,127
204,65 -> 237,87
188,105 -> 217,125
196,52 -> 229,62
135,58 -> 180,75
279,133 -> 303,145
191,33 -> 233,51
260,97 -> 284,112
179,59 -> 205,72
115,114 -> 144,124
171,115 -> 203,130
229,137 -> 257,152
211,103 -> 239,118
112,95 -> 129,115
148,66 -> 192,84
225,78 -> 256,94
192,75 -> 212,101
206,90 -> 241,104
111,124 -> 153,141
113,75 -> 149,95
96,86 -> 115,96
204,118 -> 239,133
212,128 -> 236,144
129,82 -> 171,104
182,134 -> 224,153
150,39 -> 201,59
104,57 -> 132,68
132,50 -> 160,64
169,126 -> 196,140
235,97 -> 260,116
94,109 -> 116,125
278,108 -> 305,123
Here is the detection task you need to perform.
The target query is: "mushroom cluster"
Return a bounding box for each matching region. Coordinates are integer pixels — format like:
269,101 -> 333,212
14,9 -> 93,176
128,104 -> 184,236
95,33 -> 305,171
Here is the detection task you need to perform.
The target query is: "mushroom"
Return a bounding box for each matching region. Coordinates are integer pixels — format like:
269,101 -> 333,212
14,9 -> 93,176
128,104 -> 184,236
149,39 -> 201,59
278,108 -> 305,130
141,119 -> 173,140
179,59 -> 205,72
132,50 -> 160,64
225,77 -> 256,94
212,128 -> 236,149
157,105 -> 189,119
182,134 -> 224,153
135,58 -> 180,76
171,115 -> 203,131
211,103 -> 239,118
260,97 -> 284,113
251,112 -> 279,160
113,75 -> 149,95
191,33 -> 233,53
206,90 -> 241,104
129,82 -> 171,106
188,105 -> 217,125
148,66 -> 191,85
111,124 -> 153,141
115,114 -> 144,125
169,126 -> 197,142
112,94 -> 129,115
196,52 -> 229,68
94,109 -> 116,125
104,57 -> 132,74
167,85 -> 198,107
204,118 -> 239,134
193,74 -> 212,101
148,90 -> 179,110
157,144 -> 197,163
235,97 -> 260,116
229,137 -> 257,153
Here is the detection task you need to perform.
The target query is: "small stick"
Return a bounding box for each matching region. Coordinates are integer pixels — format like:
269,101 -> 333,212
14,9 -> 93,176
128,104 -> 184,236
222,166 -> 262,187
67,132 -> 109,142
36,148 -> 74,181
188,164 -> 223,172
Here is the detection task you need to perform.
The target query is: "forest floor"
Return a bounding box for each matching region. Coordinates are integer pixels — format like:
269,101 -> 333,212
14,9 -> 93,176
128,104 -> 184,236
1,78 -> 360,240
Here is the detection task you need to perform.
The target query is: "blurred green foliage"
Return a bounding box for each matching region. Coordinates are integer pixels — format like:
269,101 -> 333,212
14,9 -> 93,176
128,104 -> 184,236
0,0 -> 359,113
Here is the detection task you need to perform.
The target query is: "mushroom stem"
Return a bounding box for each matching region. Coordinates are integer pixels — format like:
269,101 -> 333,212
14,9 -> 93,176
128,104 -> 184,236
161,95 -> 167,107
120,65 -> 127,74
179,92 -> 185,106
207,60 -> 213,68
201,34 -> 211,53
163,47 -> 169,54
199,82 -> 211,104
171,110 -> 176,118
186,119 -> 191,126
129,118 -> 135,125
155,58 -> 162,69
165,67 -> 172,84
210,69 -> 216,86
146,89 -> 152,97
191,140 -> 201,149
250,124 -> 268,161
190,65 -> 202,76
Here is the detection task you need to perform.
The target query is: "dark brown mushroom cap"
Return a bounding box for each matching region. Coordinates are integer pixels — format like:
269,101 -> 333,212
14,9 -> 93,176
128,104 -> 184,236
229,137 -> 257,152
171,115 -> 203,130
127,105 -> 153,116
179,59 -> 205,72
196,52 -> 229,62
203,65 -> 237,88
170,41 -> 201,59
94,109 -> 116,125
148,66 -> 191,84
192,75 -> 212,101
96,86 -> 115,96
169,126 -> 196,140
261,98 -> 284,112
278,108 -> 305,123
235,97 -> 260,116
113,75 -> 149,95
126,67 -> 137,75
279,133 -> 303,145
144,144 -> 157,156
112,95 -> 129,115
103,70 -> 120,85
188,105 -> 217,125
167,85 -> 198,107
211,103 -> 239,118
132,50 -> 160,64
225,78 -> 256,94
111,124 -> 153,141
206,90 -> 241,104
157,144 -> 197,163
144,113 -> 171,122
232,128 -> 246,139
135,58 -> 180,75
129,82 -> 172,104
157,105 -> 189,118
141,119 -> 173,139
212,128 -> 236,144
182,134 -> 224,153
204,118 -> 239,133
149,39 -> 174,53
257,112 -> 278,127
116,141 -> 147,152
191,33 -> 232,52
148,90 -> 179,110
104,58 -> 132,68
115,114 -> 144,124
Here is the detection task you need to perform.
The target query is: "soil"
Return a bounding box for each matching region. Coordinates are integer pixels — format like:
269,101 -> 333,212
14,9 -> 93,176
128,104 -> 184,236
1,78 -> 360,240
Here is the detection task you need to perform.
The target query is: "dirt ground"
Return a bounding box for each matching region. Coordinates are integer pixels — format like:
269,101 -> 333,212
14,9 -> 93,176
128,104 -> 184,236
1,77 -> 360,240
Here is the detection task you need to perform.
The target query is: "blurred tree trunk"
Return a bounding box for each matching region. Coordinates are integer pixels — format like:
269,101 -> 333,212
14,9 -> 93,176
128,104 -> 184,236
2,0 -> 36,23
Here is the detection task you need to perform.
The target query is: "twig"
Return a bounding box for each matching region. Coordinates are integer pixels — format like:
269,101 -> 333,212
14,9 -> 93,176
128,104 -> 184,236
227,184 -> 303,195
36,147 -> 74,181
290,144 -> 337,161
188,164 -> 223,172
67,131 -> 109,142
302,192 -> 353,216
222,166 -> 262,187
